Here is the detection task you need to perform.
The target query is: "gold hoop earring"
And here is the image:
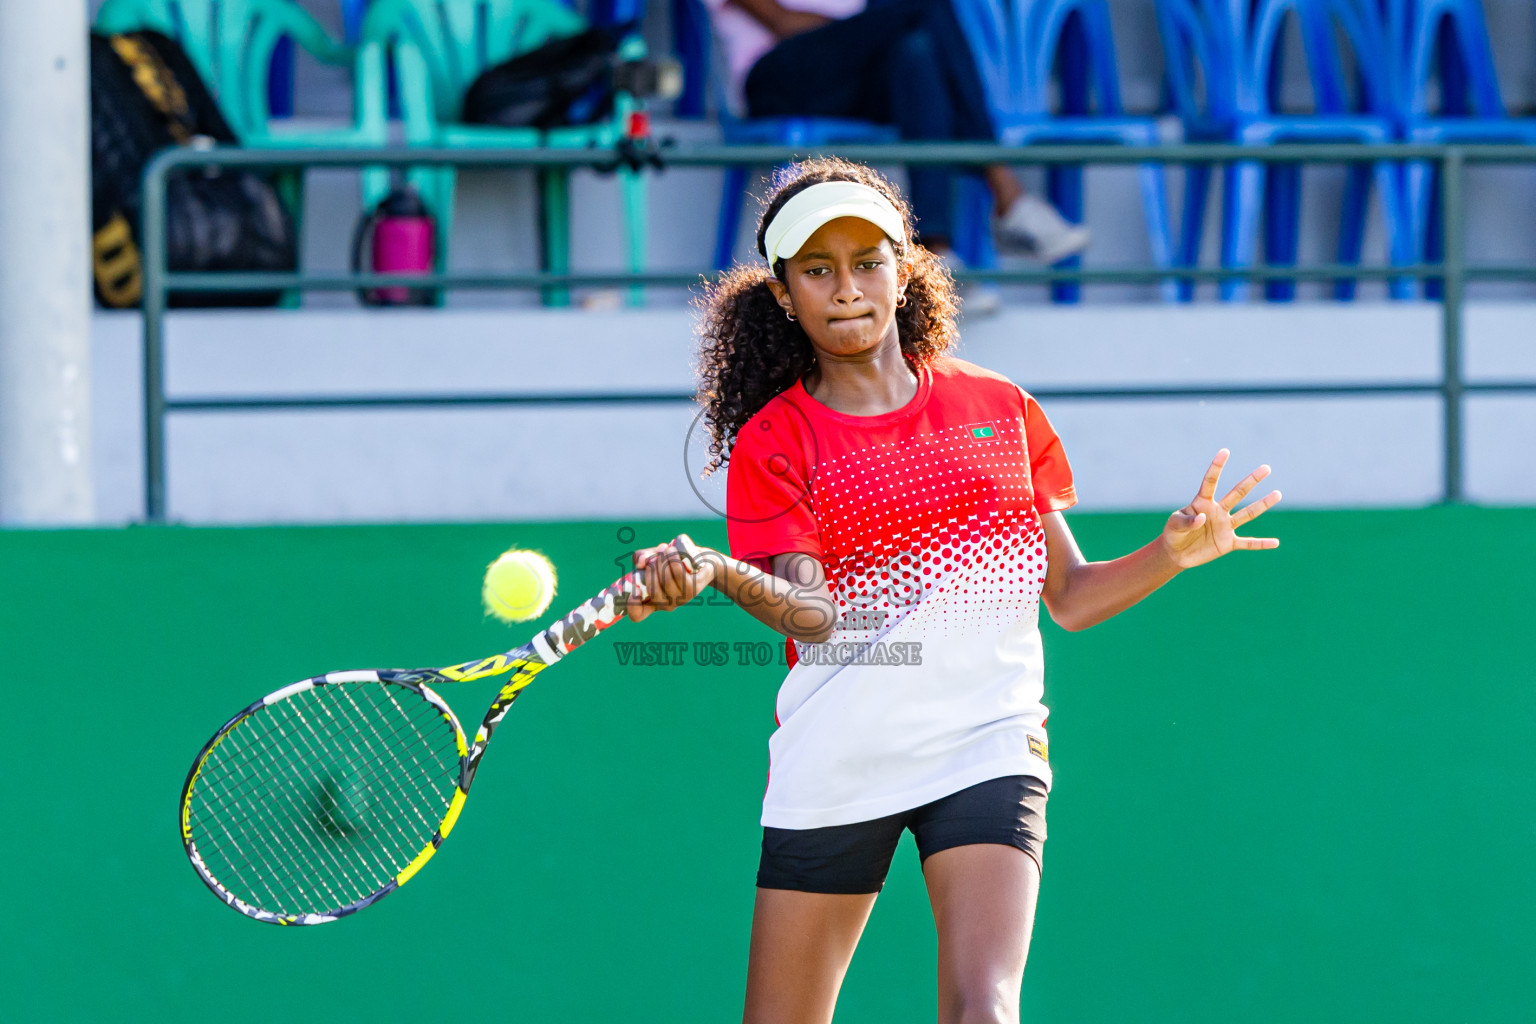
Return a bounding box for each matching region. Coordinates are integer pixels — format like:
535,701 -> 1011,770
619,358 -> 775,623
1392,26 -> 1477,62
896,294 -> 908,307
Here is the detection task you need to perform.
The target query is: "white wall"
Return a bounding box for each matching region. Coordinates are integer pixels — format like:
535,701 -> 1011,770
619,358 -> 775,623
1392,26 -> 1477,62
91,301 -> 1536,525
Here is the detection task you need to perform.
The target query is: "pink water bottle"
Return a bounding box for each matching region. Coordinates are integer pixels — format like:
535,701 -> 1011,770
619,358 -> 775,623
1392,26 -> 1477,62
352,187 -> 435,306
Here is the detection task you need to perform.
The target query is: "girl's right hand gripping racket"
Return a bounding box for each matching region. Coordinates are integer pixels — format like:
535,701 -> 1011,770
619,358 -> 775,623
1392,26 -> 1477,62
179,535 -> 711,925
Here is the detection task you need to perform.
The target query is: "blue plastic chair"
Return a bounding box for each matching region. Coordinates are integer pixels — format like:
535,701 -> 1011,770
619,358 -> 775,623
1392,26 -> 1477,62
1300,0 -> 1418,299
683,0 -> 900,269
669,0 -> 711,117
950,0 -> 1175,302
1155,0 -> 1413,301
1372,0 -> 1536,296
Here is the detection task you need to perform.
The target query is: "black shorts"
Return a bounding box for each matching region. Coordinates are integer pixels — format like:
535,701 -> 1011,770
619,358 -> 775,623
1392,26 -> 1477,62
756,775 -> 1048,894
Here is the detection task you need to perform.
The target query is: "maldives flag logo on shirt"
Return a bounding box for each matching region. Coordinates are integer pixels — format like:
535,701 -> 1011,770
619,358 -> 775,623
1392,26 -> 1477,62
968,422 -> 997,440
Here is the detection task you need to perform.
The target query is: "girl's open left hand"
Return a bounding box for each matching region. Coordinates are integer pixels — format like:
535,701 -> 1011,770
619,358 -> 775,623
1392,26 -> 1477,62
1162,449 -> 1282,570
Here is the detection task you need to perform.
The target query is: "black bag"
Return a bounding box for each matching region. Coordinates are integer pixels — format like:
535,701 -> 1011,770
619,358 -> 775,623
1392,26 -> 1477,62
89,30 -> 297,308
461,26 -> 627,130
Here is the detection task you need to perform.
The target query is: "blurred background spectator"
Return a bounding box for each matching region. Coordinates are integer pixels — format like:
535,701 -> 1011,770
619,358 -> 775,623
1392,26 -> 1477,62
707,0 -> 1091,271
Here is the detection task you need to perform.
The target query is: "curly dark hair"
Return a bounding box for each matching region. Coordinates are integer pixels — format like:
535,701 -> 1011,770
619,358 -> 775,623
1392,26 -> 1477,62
695,158 -> 959,474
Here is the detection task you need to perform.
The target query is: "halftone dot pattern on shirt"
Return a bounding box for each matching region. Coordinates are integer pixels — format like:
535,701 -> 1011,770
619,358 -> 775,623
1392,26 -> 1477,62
815,419 -> 1049,641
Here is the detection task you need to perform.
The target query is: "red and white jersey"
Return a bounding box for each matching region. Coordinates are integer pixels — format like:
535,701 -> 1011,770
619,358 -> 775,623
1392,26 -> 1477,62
727,356 -> 1077,829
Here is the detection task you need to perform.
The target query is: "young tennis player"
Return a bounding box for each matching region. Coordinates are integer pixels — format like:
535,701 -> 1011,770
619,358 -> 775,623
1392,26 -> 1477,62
627,158 -> 1281,1024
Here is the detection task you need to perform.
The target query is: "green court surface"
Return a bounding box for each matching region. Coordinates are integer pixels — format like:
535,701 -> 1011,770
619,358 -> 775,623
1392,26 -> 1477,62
1,508 -> 1532,1022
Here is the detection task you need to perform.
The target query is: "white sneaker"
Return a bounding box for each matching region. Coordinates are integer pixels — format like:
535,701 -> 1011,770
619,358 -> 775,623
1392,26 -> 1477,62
995,194 -> 1091,264
931,248 -> 1001,317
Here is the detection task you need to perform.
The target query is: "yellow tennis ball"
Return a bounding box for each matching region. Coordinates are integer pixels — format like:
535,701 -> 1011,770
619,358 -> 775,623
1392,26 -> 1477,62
482,549 -> 557,623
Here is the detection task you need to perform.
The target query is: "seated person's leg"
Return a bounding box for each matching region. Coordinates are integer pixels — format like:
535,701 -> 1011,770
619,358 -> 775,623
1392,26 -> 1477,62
914,0 -> 995,144
743,0 -> 936,120
865,26 -> 1005,311
868,28 -> 955,248
908,0 -> 1092,261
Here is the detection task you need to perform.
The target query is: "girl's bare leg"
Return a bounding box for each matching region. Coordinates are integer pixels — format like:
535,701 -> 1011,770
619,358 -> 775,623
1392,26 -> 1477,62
742,887 -> 879,1024
923,844 -> 1041,1024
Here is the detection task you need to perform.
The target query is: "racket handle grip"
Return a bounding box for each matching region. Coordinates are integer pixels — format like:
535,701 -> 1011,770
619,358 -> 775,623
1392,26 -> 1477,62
536,535 -> 715,662
616,533 -> 715,607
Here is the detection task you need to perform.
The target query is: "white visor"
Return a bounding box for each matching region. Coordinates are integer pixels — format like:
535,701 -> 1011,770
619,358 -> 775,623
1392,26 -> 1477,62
762,181 -> 906,265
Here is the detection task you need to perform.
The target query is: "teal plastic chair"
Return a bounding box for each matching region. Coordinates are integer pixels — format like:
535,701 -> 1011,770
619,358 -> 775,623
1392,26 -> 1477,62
94,0 -> 358,147
356,0 -> 650,306
95,0 -> 361,308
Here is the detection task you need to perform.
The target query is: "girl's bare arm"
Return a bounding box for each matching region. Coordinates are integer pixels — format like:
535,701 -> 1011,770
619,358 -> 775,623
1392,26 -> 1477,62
629,540 -> 837,644
1040,450 -> 1282,632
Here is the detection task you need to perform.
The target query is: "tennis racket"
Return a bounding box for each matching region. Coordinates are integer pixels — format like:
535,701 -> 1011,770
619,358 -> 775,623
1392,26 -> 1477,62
179,535 -> 709,926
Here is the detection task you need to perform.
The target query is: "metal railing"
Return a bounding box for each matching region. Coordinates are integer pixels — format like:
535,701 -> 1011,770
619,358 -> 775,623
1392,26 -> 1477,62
139,141 -> 1536,521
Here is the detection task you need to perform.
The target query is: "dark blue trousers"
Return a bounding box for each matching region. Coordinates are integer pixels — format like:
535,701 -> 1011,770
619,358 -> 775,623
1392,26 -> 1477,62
743,0 -> 994,242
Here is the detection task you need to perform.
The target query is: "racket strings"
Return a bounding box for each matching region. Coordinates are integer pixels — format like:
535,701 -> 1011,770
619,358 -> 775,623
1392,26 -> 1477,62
193,698 -> 450,837
220,700 -> 416,908
197,701 -> 409,914
187,682 -> 460,917
215,786 -> 350,915
203,725 -> 357,912
296,689 -> 447,844
197,700 -> 449,861
196,687 -> 454,914
206,687 -> 451,901
346,685 -> 461,831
